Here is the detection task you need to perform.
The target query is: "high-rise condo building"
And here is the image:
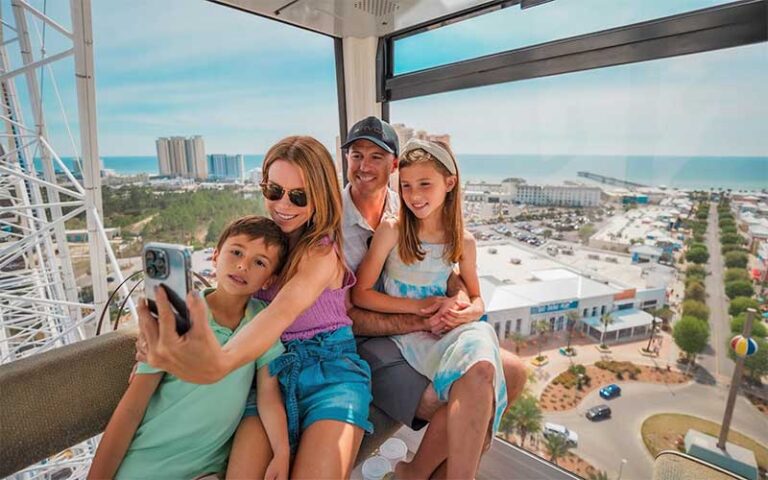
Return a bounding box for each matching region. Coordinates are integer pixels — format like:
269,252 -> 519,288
155,135 -> 207,179
208,154 -> 245,182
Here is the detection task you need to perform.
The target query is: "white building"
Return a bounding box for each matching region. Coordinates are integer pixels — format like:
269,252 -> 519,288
511,184 -> 602,207
476,243 -> 667,344
155,135 -> 207,179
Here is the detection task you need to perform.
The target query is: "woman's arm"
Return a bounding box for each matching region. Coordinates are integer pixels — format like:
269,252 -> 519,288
351,219 -> 436,315
88,373 -> 162,479
256,367 -> 290,477
141,248 -> 340,384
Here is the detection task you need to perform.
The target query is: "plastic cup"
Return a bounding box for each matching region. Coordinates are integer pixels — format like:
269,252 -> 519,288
362,456 -> 392,480
379,438 -> 408,467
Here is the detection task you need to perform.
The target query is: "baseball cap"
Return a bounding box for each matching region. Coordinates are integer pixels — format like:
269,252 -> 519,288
341,116 -> 399,157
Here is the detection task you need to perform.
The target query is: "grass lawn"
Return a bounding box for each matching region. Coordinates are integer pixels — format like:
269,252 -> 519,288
641,413 -> 767,471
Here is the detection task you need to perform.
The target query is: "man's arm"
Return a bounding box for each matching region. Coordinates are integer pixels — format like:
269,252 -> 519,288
348,306 -> 428,336
446,270 -> 469,299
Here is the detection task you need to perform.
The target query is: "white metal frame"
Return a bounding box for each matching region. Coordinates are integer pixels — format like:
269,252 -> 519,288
1,0 -> 135,477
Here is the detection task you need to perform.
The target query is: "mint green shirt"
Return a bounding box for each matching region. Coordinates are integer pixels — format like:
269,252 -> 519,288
115,290 -> 284,479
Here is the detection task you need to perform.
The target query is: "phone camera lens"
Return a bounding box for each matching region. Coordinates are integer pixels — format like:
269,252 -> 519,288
146,265 -> 157,277
155,257 -> 166,271
145,250 -> 156,262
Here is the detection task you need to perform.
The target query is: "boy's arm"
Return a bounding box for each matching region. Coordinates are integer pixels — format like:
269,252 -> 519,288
256,367 -> 290,469
351,219 -> 436,316
88,373 -> 163,479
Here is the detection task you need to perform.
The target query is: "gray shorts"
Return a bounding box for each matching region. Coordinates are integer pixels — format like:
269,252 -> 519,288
356,336 -> 430,430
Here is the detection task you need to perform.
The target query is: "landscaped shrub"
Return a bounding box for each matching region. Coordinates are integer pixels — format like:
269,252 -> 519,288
720,226 -> 737,235
721,244 -> 747,255
686,247 -> 709,264
724,252 -> 748,269
552,364 -> 591,389
682,300 -> 710,321
725,280 -> 754,300
686,265 -> 707,280
685,283 -> 706,302
724,268 -> 751,283
730,314 -> 768,338
728,297 -> 759,316
595,360 -> 641,378
720,233 -> 744,246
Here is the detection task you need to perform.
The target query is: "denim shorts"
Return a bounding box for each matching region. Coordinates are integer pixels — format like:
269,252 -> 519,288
244,326 -> 373,449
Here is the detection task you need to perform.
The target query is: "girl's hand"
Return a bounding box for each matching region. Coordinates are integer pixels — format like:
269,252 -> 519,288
441,299 -> 483,327
413,296 -> 444,316
138,288 -> 227,384
265,451 -> 290,480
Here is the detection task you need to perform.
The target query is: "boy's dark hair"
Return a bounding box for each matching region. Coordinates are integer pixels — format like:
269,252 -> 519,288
216,215 -> 289,273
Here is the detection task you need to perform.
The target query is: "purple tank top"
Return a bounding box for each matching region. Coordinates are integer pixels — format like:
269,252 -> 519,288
254,240 -> 354,341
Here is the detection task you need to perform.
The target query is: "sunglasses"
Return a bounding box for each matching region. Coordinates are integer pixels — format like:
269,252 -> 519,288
260,182 -> 308,207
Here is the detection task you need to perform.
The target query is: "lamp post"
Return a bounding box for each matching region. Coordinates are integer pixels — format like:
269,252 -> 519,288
617,458 -> 627,480
717,309 -> 758,450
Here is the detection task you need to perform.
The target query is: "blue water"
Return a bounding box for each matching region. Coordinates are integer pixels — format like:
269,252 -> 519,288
57,154 -> 767,190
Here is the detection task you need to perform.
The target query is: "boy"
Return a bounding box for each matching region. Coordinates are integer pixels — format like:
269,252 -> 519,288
89,215 -> 290,480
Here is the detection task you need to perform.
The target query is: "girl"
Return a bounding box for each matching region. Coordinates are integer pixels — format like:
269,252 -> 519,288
351,138 -> 507,479
139,136 -> 371,479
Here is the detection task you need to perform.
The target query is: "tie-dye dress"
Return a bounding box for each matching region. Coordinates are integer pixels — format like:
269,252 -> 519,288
382,242 -> 507,434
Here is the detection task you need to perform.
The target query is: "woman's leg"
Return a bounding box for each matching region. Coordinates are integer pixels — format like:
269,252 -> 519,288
395,406 -> 448,480
446,361 -> 495,480
290,420 -> 363,480
226,416 -> 273,479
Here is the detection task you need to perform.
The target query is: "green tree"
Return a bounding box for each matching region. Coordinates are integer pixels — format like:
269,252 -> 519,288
720,233 -> 744,246
673,316 -> 710,369
727,338 -> 768,384
578,224 -> 595,244
685,247 -> 709,264
651,306 -> 675,327
682,300 -> 710,322
543,432 -> 573,465
725,268 -> 751,283
724,252 -> 748,269
730,314 -> 768,338
729,297 -> 760,316
503,393 -> 542,447
686,265 -> 707,280
685,282 -> 706,302
720,226 -> 737,235
722,244 -> 747,256
510,332 -> 526,355
533,319 -> 550,359
725,281 -> 753,300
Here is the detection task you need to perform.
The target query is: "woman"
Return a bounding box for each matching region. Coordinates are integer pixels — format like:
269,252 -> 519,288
139,136 -> 371,479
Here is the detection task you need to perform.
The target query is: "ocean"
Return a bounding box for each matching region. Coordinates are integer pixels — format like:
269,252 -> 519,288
58,154 -> 767,191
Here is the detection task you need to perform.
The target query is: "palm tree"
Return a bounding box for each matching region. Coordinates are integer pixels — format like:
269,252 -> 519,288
508,393 -> 543,448
511,332 -> 526,355
565,311 -> 579,354
588,471 -> 609,480
599,312 -> 613,348
533,319 -> 550,359
543,432 -> 573,465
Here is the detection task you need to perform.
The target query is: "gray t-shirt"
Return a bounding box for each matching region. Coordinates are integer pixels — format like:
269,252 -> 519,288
341,184 -> 399,273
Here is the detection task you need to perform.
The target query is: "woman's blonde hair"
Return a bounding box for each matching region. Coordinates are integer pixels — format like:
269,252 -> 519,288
261,136 -> 343,284
397,140 -> 463,265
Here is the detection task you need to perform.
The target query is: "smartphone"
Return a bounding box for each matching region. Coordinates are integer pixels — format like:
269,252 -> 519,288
143,242 -> 193,335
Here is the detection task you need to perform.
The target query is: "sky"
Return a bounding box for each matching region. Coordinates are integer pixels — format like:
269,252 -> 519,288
2,0 -> 767,157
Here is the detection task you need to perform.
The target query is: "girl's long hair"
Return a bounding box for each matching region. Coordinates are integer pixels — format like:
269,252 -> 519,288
397,140 -> 463,265
261,136 -> 343,285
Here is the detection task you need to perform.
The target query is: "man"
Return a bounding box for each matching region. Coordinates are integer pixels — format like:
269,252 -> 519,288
340,117 -> 527,472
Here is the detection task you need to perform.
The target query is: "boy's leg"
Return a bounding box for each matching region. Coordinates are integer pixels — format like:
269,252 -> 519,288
226,417 -> 272,479
356,337 -> 432,428
291,420 -> 364,479
394,406 -> 448,480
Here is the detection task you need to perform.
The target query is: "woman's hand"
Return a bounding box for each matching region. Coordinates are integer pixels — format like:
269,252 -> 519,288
138,287 -> 228,384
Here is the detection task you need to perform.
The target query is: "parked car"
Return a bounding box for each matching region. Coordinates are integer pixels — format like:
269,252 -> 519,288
599,384 -> 622,400
542,422 -> 578,447
586,404 -> 612,421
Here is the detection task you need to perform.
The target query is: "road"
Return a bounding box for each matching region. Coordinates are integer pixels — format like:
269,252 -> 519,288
698,203 -> 734,380
544,381 -> 768,480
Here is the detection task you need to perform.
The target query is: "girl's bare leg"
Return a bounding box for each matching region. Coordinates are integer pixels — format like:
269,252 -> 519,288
290,420 -> 363,479
227,416 -> 273,479
446,361 -> 495,480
